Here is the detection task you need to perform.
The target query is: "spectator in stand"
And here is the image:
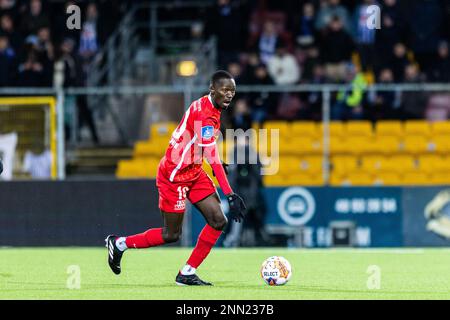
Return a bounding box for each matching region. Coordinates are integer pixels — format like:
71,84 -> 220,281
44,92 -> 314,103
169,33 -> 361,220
0,0 -> 17,18
54,37 -> 80,88
389,42 -> 410,82
304,64 -> 327,120
20,0 -> 49,35
426,41 -> 450,83
79,2 -> 100,61
227,61 -> 246,85
319,16 -> 354,82
400,64 -> 428,120
374,12 -> 403,74
315,0 -> 351,33
0,32 -> 15,86
230,98 -> 252,131
17,40 -> 45,87
352,0 -> 377,72
267,43 -> 300,85
36,26 -> 54,85
368,68 -> 401,121
332,63 -> 367,120
207,0 -> 245,68
409,0 -> 443,72
301,45 -> 320,82
241,51 -> 261,83
248,63 -> 276,123
296,2 -> 316,47
0,14 -> 22,56
256,20 -> 281,65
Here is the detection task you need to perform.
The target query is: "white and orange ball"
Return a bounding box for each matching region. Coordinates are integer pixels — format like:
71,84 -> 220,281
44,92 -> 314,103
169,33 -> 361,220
260,256 -> 292,286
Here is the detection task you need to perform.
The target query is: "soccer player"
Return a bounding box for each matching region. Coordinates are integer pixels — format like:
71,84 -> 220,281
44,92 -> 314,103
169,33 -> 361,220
106,70 -> 247,286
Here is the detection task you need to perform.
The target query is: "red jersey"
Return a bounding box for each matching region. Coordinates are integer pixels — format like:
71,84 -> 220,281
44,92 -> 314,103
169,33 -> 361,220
159,94 -> 221,183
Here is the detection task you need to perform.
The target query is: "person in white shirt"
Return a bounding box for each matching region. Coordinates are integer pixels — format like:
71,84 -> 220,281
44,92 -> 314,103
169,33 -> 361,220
267,45 -> 301,85
23,149 -> 52,179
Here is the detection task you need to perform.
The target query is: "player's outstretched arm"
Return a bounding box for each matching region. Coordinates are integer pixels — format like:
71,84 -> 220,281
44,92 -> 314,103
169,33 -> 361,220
204,143 -> 246,222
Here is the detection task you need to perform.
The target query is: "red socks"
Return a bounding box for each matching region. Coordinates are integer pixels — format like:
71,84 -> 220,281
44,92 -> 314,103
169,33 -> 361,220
124,225 -> 222,271
186,224 -> 222,268
125,228 -> 165,249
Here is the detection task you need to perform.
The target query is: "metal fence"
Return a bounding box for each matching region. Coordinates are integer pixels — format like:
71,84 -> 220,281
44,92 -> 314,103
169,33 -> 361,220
1,83 -> 450,180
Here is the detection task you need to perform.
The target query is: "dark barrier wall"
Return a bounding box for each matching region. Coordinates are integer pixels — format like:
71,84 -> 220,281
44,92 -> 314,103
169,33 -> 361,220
2,181 -> 450,247
191,186 -> 450,247
0,180 -> 162,246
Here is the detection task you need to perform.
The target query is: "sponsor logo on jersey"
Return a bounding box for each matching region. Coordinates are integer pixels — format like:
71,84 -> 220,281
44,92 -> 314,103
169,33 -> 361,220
175,200 -> 186,210
201,126 -> 214,139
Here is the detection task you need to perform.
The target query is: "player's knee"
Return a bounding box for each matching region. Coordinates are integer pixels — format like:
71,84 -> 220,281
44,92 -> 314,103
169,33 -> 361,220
162,230 -> 182,243
211,215 -> 227,231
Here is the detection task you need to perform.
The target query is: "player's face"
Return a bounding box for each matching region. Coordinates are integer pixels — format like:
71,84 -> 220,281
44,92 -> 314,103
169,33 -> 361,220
211,78 -> 236,110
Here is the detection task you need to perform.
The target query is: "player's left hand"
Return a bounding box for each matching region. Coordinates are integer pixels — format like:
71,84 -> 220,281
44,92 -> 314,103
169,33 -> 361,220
227,193 -> 247,223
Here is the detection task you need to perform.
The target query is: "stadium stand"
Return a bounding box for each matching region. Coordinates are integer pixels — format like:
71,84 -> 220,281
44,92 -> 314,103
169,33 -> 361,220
117,119 -> 450,187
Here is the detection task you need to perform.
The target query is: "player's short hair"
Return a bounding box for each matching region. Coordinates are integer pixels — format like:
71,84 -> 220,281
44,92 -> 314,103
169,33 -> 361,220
210,70 -> 234,86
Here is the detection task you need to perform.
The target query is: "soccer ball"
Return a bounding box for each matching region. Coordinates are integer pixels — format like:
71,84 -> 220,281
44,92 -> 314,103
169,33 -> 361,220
260,256 -> 292,286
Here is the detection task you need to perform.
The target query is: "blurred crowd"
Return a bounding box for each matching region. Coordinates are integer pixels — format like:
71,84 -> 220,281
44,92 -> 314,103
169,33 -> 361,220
206,0 -> 450,123
0,0 -> 449,125
0,0 -> 127,88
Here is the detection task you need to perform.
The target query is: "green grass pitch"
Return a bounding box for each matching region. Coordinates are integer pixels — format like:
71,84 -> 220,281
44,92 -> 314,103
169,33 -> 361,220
1,247 -> 450,299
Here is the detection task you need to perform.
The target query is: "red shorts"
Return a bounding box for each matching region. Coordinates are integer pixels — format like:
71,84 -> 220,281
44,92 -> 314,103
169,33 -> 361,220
156,165 -> 217,213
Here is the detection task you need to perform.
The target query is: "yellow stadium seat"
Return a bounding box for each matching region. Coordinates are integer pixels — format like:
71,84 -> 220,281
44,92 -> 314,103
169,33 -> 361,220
263,121 -> 290,139
361,156 -> 389,172
402,135 -> 431,154
329,172 -> 345,186
150,122 -> 177,139
291,121 -> 319,138
430,173 -> 450,185
291,136 -> 322,154
386,155 -> 417,171
134,141 -> 167,157
345,121 -> 373,137
372,136 -> 401,154
418,155 -> 444,173
116,158 -> 159,178
342,136 -> 376,154
345,171 -> 373,186
288,173 -> 324,186
428,136 -> 450,153
404,120 -> 431,137
375,121 -> 403,137
116,160 -> 139,178
319,121 -> 345,138
274,156 -> 323,175
441,156 -> 450,170
258,137 -> 297,156
251,122 -> 261,132
276,156 -> 297,173
329,136 -> 347,154
431,121 -> 450,136
331,155 -> 359,175
263,174 -> 292,187
373,172 -> 401,186
135,159 -> 159,178
402,171 -> 431,185
296,156 -> 323,173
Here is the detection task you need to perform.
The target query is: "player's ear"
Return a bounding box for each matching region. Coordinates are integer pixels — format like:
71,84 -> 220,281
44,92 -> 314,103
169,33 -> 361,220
209,83 -> 215,95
